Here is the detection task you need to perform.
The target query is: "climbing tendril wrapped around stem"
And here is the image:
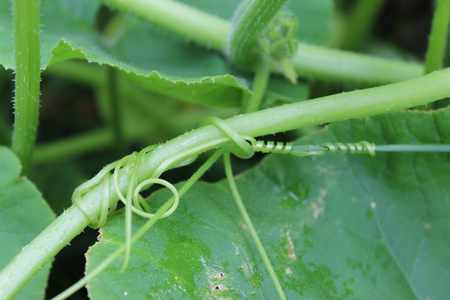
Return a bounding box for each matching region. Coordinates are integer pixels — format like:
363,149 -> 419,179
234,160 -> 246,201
72,143 -> 182,272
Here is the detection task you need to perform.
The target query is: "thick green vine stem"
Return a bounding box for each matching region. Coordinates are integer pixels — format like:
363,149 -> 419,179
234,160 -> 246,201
1,68 -> 449,299
228,0 -> 288,70
98,0 -> 423,85
424,0 -> 450,74
11,0 -> 41,173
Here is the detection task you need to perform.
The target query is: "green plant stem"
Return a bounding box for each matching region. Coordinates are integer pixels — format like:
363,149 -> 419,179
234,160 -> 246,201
424,0 -> 450,74
105,67 -> 125,154
45,61 -> 107,86
98,0 -> 423,85
99,0 -> 230,50
32,128 -> 114,164
11,0 -> 41,173
228,0 -> 287,69
1,68 -> 449,299
0,206 -> 89,298
245,58 -> 271,113
224,153 -> 287,300
293,43 -> 422,85
337,0 -> 386,50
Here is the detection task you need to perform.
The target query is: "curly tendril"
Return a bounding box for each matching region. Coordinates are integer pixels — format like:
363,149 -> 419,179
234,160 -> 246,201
251,140 -> 294,154
321,141 -> 376,157
202,117 -> 255,158
71,143 -> 182,271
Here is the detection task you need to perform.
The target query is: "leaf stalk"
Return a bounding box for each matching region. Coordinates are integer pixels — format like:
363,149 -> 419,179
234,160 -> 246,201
11,0 -> 41,173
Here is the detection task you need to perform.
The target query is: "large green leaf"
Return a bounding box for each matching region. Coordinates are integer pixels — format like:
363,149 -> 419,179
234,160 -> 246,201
0,147 -> 55,299
0,0 -> 332,107
86,108 -> 450,299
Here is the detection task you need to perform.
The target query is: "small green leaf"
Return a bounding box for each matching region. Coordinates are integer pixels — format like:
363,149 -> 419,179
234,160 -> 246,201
0,147 -> 55,299
86,108 -> 450,299
262,77 -> 309,108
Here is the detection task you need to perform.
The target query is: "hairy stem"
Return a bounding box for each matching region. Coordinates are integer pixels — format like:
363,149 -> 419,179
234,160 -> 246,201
424,0 -> 450,74
98,0 -> 423,85
11,0 -> 41,173
228,0 -> 287,69
1,68 -> 449,299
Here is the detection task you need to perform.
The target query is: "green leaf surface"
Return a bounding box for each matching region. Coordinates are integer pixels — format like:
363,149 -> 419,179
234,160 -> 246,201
0,147 -> 55,299
86,108 -> 450,299
262,77 -> 309,108
0,0 -> 332,107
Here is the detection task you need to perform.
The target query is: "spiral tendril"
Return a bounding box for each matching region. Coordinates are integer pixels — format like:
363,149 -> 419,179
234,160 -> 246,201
321,141 -> 376,157
252,140 -> 294,153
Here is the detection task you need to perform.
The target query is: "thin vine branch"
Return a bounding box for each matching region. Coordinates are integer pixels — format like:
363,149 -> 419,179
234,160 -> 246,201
244,58 -> 271,113
224,153 -> 287,300
424,0 -> 450,74
11,0 -> 41,173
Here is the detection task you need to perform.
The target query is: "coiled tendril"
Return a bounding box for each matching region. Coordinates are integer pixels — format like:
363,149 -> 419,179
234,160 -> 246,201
321,141 -> 376,157
72,145 -> 180,231
246,139 -> 377,157
251,140 -> 294,153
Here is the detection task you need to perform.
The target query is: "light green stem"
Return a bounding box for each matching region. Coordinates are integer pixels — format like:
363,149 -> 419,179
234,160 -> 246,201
293,43 -> 422,85
228,0 -> 287,69
11,0 -> 41,173
32,124 -> 153,165
99,0 -> 230,50
424,0 -> 450,74
98,0 -> 423,85
44,61 -> 106,86
337,0 -> 386,50
1,68 -> 449,299
105,67 -> 125,153
224,153 -> 287,300
0,206 -> 89,298
245,58 -> 271,113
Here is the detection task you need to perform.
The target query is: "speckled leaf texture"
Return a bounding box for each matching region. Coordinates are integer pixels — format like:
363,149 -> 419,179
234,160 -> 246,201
86,108 -> 450,299
0,147 -> 55,299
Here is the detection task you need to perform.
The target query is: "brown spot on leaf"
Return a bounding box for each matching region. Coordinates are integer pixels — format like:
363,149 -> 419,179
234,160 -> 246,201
286,231 -> 297,259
